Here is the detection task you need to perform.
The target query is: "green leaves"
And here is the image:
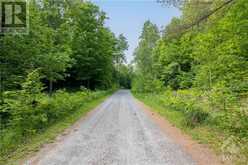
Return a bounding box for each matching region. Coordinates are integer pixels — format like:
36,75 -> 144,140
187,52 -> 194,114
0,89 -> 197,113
114,34 -> 128,64
136,0 -> 248,93
133,1 -> 248,161
68,2 -> 121,89
21,69 -> 44,96
0,88 -> 108,158
132,21 -> 161,93
0,0 -> 126,91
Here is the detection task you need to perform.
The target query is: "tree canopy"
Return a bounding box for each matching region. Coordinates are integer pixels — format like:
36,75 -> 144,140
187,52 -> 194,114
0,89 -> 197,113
0,0 -> 129,94
133,0 -> 248,92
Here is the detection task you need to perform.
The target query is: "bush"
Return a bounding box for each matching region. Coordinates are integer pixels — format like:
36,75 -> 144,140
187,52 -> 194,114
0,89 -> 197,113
184,104 -> 209,127
0,72 -> 109,158
163,89 -> 209,127
132,74 -> 164,94
214,108 -> 248,138
134,87 -> 248,163
208,82 -> 238,111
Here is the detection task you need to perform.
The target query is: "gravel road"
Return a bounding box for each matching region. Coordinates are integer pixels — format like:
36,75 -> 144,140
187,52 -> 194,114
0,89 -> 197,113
28,90 -> 196,165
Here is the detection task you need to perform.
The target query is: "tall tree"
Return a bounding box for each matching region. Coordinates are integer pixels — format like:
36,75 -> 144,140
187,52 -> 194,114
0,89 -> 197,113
132,21 -> 162,92
69,2 -> 117,89
134,20 -> 160,74
114,34 -> 129,64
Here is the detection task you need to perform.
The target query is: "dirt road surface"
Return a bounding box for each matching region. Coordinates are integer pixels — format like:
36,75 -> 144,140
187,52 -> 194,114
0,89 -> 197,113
26,90 -> 197,165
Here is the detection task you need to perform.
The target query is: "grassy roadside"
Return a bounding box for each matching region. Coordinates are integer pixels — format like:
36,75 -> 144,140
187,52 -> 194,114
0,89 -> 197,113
133,93 -> 235,163
1,93 -> 111,165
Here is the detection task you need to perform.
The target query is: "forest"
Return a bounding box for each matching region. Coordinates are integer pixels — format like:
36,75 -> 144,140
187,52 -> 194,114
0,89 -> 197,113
132,0 -> 248,163
0,0 -> 129,162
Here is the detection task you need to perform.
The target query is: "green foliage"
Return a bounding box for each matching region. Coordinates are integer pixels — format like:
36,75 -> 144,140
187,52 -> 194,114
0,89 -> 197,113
114,34 -> 129,64
132,74 -> 164,93
134,0 -> 247,133
113,35 -> 129,88
0,87 -> 109,159
67,2 -> 129,89
135,91 -> 248,164
207,82 -> 237,111
134,0 -> 248,93
0,0 -> 128,91
0,0 -> 121,155
133,21 -> 160,75
184,104 -> 209,127
131,21 -> 161,92
21,69 -> 44,99
163,89 -> 209,127
116,64 -> 132,89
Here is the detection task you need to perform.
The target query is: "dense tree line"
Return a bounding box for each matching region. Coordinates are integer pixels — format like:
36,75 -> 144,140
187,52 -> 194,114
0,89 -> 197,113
132,0 -> 248,162
133,0 -> 247,94
0,0 -> 128,95
0,0 -> 128,161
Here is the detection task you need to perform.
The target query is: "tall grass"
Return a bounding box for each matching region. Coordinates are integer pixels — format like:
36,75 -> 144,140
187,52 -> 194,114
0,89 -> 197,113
133,89 -> 248,164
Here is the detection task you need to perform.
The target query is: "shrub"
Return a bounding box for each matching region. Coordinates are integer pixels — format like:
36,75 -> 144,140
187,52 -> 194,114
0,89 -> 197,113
208,82 -> 238,111
131,74 -> 164,94
151,89 -> 209,127
0,73 -> 109,158
214,108 -> 248,138
184,104 -> 209,127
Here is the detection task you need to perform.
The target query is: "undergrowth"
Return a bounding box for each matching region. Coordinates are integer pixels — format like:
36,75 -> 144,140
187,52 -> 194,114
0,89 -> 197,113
133,89 -> 248,164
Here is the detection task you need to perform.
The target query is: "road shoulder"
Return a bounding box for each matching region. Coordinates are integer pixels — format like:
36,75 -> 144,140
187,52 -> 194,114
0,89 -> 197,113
134,98 -> 225,165
8,95 -> 110,165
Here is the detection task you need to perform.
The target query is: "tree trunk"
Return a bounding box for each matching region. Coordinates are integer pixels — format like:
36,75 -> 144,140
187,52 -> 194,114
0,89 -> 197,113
0,34 -> 5,104
49,79 -> 53,96
0,78 -> 4,104
87,79 -> 90,89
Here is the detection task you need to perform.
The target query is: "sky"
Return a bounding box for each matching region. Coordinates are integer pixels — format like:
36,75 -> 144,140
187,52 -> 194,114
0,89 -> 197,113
92,0 -> 181,63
